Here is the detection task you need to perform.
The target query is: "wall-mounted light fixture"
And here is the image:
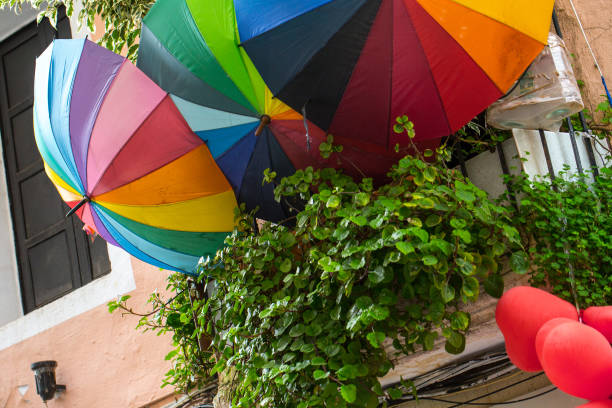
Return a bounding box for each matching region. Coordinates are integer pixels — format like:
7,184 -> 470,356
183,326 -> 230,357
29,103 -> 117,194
31,361 -> 66,402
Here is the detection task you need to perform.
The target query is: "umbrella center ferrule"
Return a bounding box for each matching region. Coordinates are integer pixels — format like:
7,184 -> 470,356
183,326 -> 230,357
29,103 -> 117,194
65,196 -> 91,218
255,115 -> 271,136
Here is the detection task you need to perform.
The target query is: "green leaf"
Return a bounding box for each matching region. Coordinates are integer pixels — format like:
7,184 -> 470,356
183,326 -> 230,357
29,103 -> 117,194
349,256 -> 366,270
423,331 -> 438,350
441,283 -> 455,303
337,364 -> 359,380
422,255 -> 439,266
166,313 -> 181,328
407,228 -> 429,243
311,357 -> 326,366
356,296 -> 373,309
279,258 -> 292,273
164,350 -> 178,361
368,266 -> 387,284
450,311 -> 470,331
289,324 -> 305,337
396,241 -> 415,255
354,192 -> 370,207
366,331 -> 386,348
510,251 -> 529,274
455,187 -> 476,203
327,195 -> 341,208
341,384 -> 357,403
456,258 -> 476,276
388,387 -> 403,400
313,370 -> 329,380
425,214 -> 442,227
303,310 -> 317,323
280,232 -> 296,248
351,215 -> 368,226
445,331 -> 466,354
453,229 -> 472,243
305,323 -> 323,337
431,239 -> 452,256
324,344 -> 342,357
370,305 -> 390,321
369,215 -> 385,229
462,277 -> 480,299
484,274 -> 504,298
424,167 -> 437,182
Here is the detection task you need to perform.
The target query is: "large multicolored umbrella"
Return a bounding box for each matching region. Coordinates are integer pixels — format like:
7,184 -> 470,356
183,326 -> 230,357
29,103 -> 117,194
234,0 -> 556,148
137,0 -> 409,221
34,39 -> 237,275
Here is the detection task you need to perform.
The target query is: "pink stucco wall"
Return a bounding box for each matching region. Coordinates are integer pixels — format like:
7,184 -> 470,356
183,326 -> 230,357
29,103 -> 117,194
0,259 -> 176,408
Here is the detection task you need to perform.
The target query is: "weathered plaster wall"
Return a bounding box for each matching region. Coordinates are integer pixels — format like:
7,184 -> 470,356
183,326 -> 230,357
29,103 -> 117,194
0,258 -> 175,408
555,0 -> 612,123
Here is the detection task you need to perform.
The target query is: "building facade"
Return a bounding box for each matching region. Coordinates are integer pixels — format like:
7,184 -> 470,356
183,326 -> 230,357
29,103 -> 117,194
0,1 -> 609,407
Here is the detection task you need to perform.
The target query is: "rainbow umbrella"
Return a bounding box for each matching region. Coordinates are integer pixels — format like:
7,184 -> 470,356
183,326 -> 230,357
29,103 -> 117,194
34,39 -> 237,275
234,0 -> 556,148
137,0 -> 409,216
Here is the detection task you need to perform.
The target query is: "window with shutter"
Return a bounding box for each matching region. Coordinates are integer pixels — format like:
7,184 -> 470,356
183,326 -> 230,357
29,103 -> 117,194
0,8 -> 111,314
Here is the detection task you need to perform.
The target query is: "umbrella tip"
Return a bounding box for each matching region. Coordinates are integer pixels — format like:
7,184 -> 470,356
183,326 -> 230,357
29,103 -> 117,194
255,115 -> 271,136
65,196 -> 91,218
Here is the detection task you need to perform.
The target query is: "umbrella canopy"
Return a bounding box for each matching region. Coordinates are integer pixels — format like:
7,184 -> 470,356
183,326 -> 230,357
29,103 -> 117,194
137,0 -> 409,222
34,39 -> 237,275
234,0 -> 556,148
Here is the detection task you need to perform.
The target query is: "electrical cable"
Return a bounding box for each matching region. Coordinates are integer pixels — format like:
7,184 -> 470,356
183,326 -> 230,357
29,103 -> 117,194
387,372 -> 549,407
408,387 -> 557,407
420,369 -> 524,400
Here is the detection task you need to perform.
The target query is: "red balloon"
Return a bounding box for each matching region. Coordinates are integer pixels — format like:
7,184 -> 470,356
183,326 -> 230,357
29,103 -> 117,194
495,286 -> 578,371
536,319 -> 612,401
583,306 -> 612,343
535,317 -> 577,356
577,402 -> 612,408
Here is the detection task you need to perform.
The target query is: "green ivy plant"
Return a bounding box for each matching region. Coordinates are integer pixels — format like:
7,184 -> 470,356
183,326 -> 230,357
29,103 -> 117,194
109,119 -> 525,408
504,166 -> 612,308
0,0 -> 153,61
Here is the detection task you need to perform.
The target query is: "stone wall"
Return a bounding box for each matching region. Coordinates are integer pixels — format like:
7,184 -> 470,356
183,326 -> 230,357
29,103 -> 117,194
555,0 -> 612,125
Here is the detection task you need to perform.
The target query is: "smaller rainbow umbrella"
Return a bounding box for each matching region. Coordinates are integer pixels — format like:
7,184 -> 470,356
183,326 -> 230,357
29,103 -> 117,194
34,39 -> 237,275
137,0 -> 411,215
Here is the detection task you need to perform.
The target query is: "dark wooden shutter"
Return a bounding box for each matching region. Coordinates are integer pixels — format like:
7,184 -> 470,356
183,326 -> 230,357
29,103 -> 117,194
0,8 -> 111,313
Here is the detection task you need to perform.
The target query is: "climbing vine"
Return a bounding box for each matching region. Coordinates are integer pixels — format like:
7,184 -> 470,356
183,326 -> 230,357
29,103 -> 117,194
504,166 -> 612,308
110,119 -> 526,407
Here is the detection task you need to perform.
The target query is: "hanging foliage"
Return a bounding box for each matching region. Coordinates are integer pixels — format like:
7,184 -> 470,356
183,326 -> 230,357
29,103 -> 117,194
504,167 -> 612,308
0,0 -> 153,61
111,120 -> 526,407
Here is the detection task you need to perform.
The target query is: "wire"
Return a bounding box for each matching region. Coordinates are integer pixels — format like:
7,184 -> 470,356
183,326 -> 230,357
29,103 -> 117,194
410,387 -> 557,407
388,373 -> 548,407
424,369 -> 523,400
